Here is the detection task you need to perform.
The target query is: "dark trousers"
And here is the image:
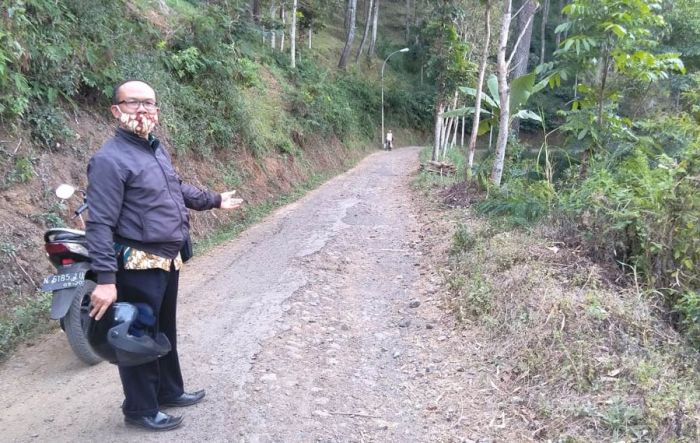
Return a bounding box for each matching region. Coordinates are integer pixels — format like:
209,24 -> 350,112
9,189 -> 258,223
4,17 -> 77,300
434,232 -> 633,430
116,263 -> 184,417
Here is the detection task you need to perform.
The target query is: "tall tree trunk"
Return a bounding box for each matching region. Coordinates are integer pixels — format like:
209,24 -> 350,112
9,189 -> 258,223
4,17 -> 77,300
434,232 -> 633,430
405,0 -> 411,41
540,0 -> 550,63
345,0 -> 352,30
251,0 -> 261,23
491,0 -> 513,187
510,0 -> 537,134
280,5 -> 286,52
449,115 -> 459,151
339,0 -> 357,69
355,0 -> 374,63
432,103 -> 445,161
467,2 -> 491,179
442,92 -> 459,154
308,28 -> 312,49
439,114 -> 449,158
442,116 -> 451,153
449,119 -> 458,151
270,1 -> 277,50
413,0 -> 419,31
555,0 -> 565,48
597,50 -> 610,127
510,0 -> 537,79
368,0 -> 379,60
291,0 -> 298,68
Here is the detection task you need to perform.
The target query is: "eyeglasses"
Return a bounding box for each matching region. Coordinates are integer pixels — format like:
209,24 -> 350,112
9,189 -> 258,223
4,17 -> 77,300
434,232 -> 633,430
117,99 -> 158,112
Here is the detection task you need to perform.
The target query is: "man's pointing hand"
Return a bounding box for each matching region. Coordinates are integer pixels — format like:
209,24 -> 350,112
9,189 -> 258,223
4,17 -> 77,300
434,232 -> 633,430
220,191 -> 244,210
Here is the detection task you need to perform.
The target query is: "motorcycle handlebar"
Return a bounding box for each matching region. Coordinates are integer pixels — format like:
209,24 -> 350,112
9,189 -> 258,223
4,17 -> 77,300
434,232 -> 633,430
74,202 -> 88,217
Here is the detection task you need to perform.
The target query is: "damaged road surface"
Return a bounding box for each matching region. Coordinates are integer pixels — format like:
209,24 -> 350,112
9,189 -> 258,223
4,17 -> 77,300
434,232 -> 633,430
1,147 -> 509,442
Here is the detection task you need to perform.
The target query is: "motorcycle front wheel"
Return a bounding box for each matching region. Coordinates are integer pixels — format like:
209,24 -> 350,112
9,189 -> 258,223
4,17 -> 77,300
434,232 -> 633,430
62,280 -> 103,365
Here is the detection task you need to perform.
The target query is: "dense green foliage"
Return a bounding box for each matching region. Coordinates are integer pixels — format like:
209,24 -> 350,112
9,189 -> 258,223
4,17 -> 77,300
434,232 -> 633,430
664,0 -> 700,71
543,0 -> 684,154
482,131 -> 700,340
562,115 -> 700,339
472,0 -> 700,344
450,73 -> 545,136
419,5 -> 475,101
0,0 -> 432,156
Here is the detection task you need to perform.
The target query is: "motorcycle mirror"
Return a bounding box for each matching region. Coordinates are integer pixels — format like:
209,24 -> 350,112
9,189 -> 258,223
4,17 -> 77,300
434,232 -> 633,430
55,184 -> 76,200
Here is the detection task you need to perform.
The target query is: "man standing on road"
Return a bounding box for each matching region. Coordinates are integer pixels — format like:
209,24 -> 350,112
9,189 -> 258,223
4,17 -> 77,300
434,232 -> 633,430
385,129 -> 394,151
86,80 -> 243,431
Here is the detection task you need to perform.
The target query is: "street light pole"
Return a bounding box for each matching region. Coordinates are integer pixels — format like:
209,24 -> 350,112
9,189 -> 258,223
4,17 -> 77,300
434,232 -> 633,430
381,47 -> 409,149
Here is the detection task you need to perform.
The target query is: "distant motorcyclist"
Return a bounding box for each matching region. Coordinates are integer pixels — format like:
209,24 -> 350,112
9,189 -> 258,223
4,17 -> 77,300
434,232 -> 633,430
385,130 -> 394,151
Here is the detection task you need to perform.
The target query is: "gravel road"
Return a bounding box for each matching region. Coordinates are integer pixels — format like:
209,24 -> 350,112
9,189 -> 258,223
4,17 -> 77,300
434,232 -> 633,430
1,147 -> 510,443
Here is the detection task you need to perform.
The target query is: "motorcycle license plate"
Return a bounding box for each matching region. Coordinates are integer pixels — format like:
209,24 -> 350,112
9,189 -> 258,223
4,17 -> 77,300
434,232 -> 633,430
41,271 -> 85,291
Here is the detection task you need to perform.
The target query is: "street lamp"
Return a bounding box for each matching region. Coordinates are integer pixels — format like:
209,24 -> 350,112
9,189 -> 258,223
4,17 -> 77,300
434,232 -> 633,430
381,47 -> 409,149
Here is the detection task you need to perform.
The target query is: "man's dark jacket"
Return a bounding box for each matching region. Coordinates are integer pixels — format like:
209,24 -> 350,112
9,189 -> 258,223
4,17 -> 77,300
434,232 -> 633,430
86,128 -> 221,285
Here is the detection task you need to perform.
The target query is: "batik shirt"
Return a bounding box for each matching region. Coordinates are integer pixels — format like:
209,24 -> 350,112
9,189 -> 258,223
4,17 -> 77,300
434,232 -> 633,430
116,243 -> 183,272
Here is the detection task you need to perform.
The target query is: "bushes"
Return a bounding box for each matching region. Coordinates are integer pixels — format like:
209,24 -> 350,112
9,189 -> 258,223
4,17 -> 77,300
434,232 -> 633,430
473,136 -> 558,225
291,64 -> 377,140
0,291 -> 53,360
1,0 -> 413,157
478,178 -> 556,226
469,108 -> 700,343
564,137 -> 700,297
490,117 -> 700,342
0,1 -> 141,112
289,61 -> 435,143
385,84 -> 435,132
169,47 -> 206,79
0,0 -> 151,146
676,291 -> 700,344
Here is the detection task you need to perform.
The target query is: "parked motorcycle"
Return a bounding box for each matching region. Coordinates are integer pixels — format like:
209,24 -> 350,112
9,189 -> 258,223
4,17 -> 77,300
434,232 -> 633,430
41,184 -> 102,365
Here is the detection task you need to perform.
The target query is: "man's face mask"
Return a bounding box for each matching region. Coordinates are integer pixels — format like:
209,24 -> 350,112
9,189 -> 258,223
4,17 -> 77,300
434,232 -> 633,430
116,109 -> 158,137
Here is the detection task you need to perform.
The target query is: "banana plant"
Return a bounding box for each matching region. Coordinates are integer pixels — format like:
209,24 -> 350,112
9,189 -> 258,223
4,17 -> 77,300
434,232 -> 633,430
446,72 -> 545,136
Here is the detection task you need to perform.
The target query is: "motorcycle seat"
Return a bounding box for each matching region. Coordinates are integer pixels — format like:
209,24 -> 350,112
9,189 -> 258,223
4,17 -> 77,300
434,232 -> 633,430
44,228 -> 86,243
53,232 -> 85,241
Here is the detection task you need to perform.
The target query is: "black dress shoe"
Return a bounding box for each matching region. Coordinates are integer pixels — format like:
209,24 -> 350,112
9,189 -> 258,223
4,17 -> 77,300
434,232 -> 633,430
160,390 -> 206,407
124,411 -> 183,431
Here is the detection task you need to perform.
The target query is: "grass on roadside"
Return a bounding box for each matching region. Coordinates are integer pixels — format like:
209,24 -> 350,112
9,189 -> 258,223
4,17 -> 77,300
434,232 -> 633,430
0,291 -> 54,360
442,205 -> 700,441
411,148 -> 700,441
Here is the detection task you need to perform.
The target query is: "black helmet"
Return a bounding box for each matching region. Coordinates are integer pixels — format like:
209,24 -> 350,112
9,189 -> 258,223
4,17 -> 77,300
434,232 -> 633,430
87,302 -> 171,367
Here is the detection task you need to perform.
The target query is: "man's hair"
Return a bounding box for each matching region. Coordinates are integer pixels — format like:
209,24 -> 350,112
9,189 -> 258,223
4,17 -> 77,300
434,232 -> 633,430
111,80 -> 155,105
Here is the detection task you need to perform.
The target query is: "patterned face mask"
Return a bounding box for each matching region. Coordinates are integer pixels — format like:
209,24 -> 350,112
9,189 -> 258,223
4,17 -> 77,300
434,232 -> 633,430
117,109 -> 158,137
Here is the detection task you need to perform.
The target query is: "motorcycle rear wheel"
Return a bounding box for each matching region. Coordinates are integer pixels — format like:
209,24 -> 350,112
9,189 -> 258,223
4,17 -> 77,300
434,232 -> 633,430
62,280 -> 103,365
